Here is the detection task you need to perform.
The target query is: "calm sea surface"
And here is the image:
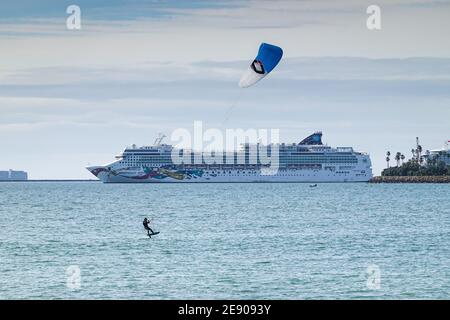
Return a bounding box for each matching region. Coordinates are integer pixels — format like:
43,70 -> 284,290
0,182 -> 449,299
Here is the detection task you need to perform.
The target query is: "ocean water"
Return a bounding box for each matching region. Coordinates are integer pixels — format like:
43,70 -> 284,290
0,182 -> 449,300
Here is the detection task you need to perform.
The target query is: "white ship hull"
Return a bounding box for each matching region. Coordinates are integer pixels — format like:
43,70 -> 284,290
87,166 -> 372,183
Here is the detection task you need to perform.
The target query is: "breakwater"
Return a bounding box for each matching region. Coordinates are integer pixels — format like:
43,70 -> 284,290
370,176 -> 450,183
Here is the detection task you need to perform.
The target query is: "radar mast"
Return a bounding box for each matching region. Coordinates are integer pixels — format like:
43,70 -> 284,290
154,133 -> 166,146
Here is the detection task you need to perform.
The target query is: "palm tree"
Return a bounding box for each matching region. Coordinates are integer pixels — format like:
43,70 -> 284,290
401,154 -> 405,165
417,144 -> 423,159
386,151 -> 391,168
424,150 -> 430,166
411,148 -> 416,161
395,152 -> 401,167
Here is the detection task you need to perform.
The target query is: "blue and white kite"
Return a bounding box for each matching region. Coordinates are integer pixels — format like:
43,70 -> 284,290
239,43 -> 283,88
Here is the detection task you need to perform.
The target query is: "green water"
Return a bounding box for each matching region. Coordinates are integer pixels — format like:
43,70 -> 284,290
0,182 -> 449,299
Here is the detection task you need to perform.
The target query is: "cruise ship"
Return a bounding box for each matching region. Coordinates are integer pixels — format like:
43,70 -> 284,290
0,170 -> 28,181
86,132 -> 372,183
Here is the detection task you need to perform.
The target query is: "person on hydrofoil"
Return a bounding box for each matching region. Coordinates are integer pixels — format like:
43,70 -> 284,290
143,217 -> 154,238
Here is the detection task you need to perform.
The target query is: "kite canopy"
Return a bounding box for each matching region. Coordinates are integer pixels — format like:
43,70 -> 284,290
239,43 -> 283,88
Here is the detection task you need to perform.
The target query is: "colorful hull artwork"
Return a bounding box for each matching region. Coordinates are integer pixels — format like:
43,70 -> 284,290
88,166 -> 204,182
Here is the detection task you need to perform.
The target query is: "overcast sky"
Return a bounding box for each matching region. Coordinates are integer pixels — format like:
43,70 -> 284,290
1,0 -> 450,179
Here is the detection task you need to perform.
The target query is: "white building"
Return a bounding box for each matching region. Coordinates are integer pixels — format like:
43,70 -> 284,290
424,141 -> 450,166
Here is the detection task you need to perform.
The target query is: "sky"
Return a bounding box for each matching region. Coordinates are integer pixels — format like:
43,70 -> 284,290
0,0 -> 450,179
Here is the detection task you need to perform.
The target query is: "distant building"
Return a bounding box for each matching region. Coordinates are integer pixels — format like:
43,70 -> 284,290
0,170 -> 28,181
424,142 -> 450,166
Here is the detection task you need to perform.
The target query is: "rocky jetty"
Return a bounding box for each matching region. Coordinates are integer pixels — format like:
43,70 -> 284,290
370,176 -> 450,183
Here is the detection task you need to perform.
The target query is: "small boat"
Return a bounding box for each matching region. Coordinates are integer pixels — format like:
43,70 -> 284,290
309,184 -> 318,188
